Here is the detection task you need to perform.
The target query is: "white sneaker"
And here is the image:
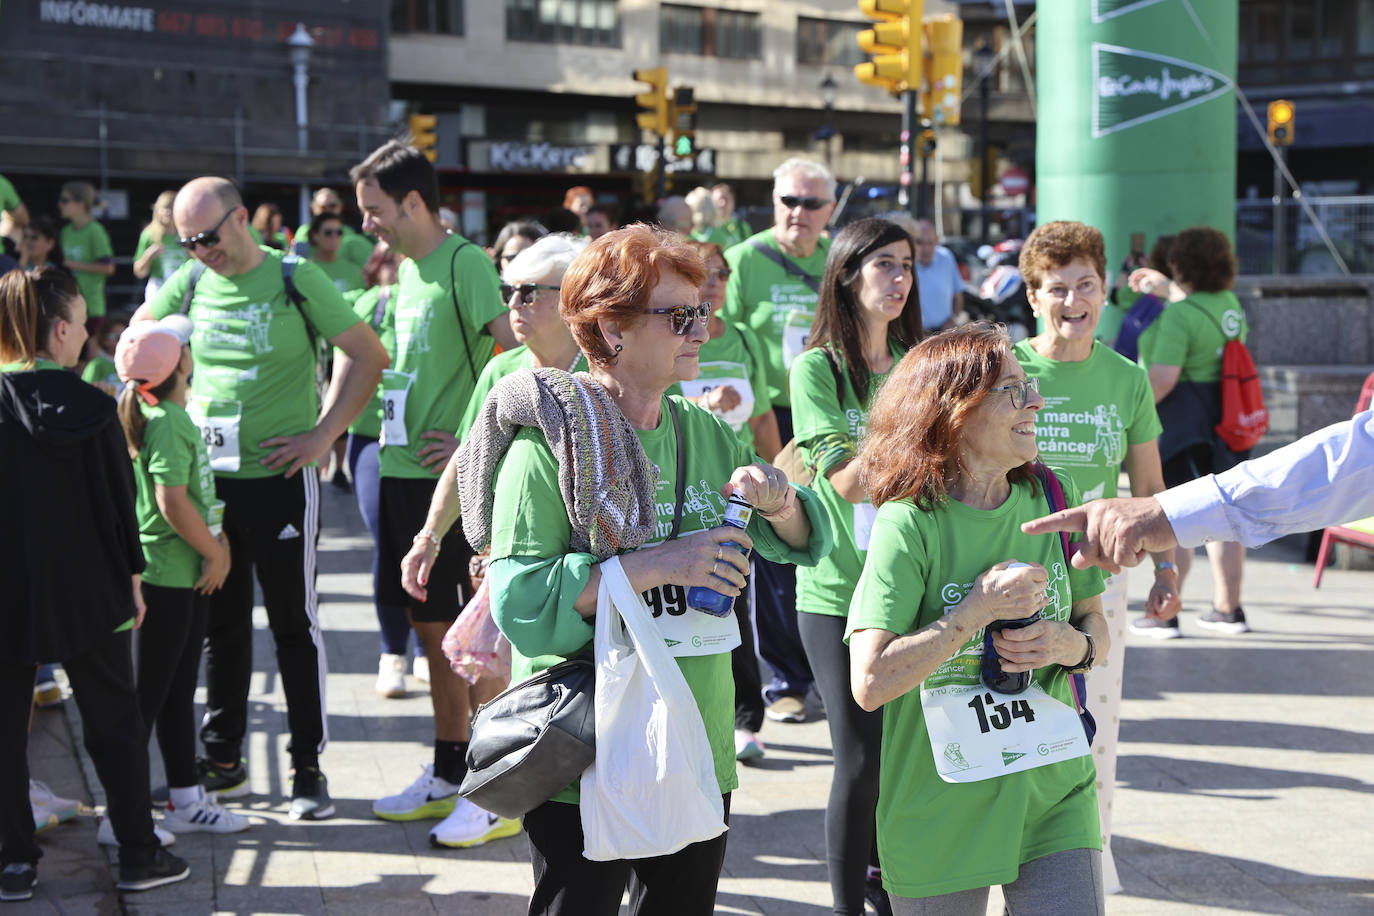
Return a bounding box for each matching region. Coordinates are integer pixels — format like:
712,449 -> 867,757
96,817 -> 176,847
428,798 -> 521,849
30,780 -> 81,829
376,653 -> 407,698
412,654 -> 430,684
163,793 -> 251,834
372,764 -> 461,822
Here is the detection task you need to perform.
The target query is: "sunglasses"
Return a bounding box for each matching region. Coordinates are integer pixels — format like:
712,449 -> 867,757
178,209 -> 236,251
990,376 -> 1039,409
777,195 -> 831,211
643,303 -> 712,336
317,228 -> 343,238
501,283 -> 560,306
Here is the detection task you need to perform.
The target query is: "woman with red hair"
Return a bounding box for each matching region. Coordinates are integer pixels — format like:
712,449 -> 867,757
847,323 -> 1109,914
477,225 -> 832,914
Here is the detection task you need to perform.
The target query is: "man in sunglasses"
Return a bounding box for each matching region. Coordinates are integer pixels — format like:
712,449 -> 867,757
352,140 -> 521,850
134,176 -> 388,820
719,157 -> 836,726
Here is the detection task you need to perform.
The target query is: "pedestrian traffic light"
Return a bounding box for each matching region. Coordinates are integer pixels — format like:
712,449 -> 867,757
1267,99 -> 1295,147
670,86 -> 697,159
634,67 -> 670,135
408,113 -> 438,162
855,0 -> 923,95
922,15 -> 963,126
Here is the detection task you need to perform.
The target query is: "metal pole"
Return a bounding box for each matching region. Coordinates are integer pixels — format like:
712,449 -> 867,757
918,147 -> 929,219
1271,147 -> 1285,275
980,71 -> 990,245
98,102 -> 108,194
655,132 -> 667,201
899,90 -> 916,216
293,57 -> 310,227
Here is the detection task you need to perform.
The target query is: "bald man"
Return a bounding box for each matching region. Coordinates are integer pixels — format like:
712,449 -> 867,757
657,195 -> 694,236
912,219 -> 960,333
135,177 -> 388,821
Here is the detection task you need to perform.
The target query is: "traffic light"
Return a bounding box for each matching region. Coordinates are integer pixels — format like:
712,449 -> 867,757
634,67 -> 670,135
854,0 -> 922,95
407,113 -> 438,162
1267,99 -> 1295,147
922,15 -> 963,126
669,86 -> 697,158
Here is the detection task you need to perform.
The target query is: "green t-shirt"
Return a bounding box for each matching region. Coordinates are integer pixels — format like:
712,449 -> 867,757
722,230 -> 831,409
379,234 -> 506,479
458,346 -> 590,441
295,223 -> 374,267
670,320 -> 771,450
690,226 -> 733,248
845,481 -> 1105,898
134,401 -> 218,588
790,342 -> 903,617
81,354 -> 119,391
135,226 -> 188,283
148,249 -> 362,479
719,217 -> 752,249
487,394 -> 833,804
312,256 -> 365,296
0,358 -> 62,373
1137,289 -> 1247,383
345,284 -> 396,440
1013,340 -> 1162,501
0,174 -> 20,213
61,220 -> 113,317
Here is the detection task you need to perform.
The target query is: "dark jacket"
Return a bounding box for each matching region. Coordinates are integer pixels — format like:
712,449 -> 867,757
0,368 -> 144,664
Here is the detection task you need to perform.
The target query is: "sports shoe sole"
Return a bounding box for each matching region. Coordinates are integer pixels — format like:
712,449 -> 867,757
372,796 -> 458,822
206,778 -> 250,800
429,816 -> 521,849
0,874 -> 36,902
736,742 -> 765,762
376,682 -> 406,699
288,802 -> 336,821
116,864 -> 190,893
1130,623 -> 1182,640
1197,618 -> 1250,634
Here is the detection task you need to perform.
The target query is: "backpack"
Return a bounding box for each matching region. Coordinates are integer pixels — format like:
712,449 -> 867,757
1112,293 -> 1164,362
1191,302 -> 1268,453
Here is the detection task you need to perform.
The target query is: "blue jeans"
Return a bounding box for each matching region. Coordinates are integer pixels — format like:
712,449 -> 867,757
347,434 -> 415,658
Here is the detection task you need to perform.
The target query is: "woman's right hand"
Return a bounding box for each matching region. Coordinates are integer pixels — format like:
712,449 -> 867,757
401,537 -> 439,603
197,534 -> 232,595
644,527 -> 755,596
1129,267 -> 1168,296
966,560 -> 1050,626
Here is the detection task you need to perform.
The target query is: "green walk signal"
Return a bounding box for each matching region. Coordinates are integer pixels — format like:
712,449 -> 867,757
674,134 -> 694,158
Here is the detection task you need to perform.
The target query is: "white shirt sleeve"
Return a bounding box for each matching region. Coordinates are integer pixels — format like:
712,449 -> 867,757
1157,412 -> 1374,548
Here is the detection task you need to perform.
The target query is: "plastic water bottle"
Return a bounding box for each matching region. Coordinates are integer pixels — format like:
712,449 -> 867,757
981,562 -> 1040,695
687,494 -> 753,617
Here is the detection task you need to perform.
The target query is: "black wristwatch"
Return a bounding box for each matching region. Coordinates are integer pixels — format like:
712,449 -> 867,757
1064,631 -> 1096,675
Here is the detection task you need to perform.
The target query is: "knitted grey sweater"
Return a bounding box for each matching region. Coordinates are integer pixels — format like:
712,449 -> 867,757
456,367 -> 660,561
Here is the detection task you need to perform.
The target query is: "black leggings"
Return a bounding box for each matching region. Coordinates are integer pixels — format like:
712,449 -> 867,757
524,795 -> 731,916
798,611 -> 883,916
133,582 -> 208,789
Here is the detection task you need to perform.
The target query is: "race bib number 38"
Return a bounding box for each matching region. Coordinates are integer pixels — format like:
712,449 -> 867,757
921,681 -> 1089,783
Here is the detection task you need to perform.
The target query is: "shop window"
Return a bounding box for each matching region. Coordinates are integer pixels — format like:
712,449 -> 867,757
661,5 -> 704,55
797,18 -> 864,68
392,0 -> 464,35
506,0 -> 619,47
660,5 -> 759,59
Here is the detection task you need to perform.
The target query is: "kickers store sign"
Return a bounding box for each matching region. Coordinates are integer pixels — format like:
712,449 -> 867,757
1092,43 -> 1232,138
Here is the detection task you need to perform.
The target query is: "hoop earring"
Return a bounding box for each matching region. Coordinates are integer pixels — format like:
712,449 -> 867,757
613,343 -> 623,353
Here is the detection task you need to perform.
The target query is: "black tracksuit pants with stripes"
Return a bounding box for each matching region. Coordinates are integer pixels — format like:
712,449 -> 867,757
199,473 -> 328,770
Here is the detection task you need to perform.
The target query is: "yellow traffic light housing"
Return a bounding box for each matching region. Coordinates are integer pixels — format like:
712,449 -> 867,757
407,113 -> 438,162
1267,99 -> 1295,147
855,0 -> 922,95
669,86 -> 697,159
922,15 -> 963,126
634,67 -> 670,135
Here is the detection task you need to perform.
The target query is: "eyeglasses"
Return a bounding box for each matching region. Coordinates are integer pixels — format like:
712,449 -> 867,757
706,267 -> 730,282
777,195 -> 831,211
318,228 -> 343,238
643,303 -> 712,336
178,209 -> 236,251
500,283 -> 561,307
990,376 -> 1039,409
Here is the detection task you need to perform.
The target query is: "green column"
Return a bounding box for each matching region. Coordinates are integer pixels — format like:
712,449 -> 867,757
1036,0 -> 1238,288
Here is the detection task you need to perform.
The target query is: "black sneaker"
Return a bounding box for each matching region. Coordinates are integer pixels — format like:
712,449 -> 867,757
864,871 -> 893,916
196,757 -> 249,799
1130,614 -> 1182,639
289,767 -> 335,821
1198,606 -> 1250,634
116,849 -> 190,892
0,863 -> 37,902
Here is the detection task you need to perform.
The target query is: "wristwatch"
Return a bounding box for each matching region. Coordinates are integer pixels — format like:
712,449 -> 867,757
1154,561 -> 1178,573
1064,631 -> 1096,675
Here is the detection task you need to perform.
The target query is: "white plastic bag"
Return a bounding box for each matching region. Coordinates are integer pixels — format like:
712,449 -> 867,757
579,556 -> 727,861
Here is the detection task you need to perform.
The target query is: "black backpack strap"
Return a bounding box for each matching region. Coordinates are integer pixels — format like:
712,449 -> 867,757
447,238 -> 480,384
667,397 -> 686,540
280,254 -> 318,356
179,261 -> 207,315
748,237 -> 820,294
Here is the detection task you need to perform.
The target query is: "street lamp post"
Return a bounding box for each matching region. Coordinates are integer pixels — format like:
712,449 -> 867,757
818,73 -> 838,170
287,22 -> 315,229
974,42 -> 995,245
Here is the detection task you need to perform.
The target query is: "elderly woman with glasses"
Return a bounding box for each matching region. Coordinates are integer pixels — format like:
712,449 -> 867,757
455,225 -> 832,915
848,323 -> 1109,915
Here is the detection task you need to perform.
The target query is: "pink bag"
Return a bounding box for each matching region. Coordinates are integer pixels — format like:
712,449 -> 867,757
441,579 -> 512,684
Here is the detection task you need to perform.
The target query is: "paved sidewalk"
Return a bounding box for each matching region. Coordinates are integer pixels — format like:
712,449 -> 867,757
16,483 -> 1374,914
